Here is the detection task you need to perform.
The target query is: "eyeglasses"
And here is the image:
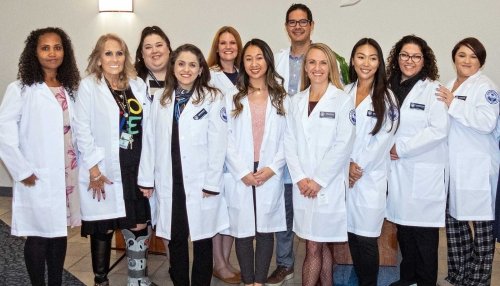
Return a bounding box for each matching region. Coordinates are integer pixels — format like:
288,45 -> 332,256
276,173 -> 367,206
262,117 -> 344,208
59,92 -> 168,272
399,53 -> 423,63
286,19 -> 311,27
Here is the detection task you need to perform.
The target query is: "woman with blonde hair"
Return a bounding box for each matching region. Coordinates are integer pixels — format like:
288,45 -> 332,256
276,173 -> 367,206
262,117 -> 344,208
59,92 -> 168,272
207,25 -> 243,284
74,34 -> 154,286
285,43 -> 355,286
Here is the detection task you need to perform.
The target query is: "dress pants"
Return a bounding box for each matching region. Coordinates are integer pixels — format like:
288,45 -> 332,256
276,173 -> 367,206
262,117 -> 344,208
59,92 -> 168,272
396,224 -> 439,286
169,182 -> 213,286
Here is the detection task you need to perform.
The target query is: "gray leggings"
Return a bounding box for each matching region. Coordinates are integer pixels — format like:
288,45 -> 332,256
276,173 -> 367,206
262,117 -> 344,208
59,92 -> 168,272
235,232 -> 274,284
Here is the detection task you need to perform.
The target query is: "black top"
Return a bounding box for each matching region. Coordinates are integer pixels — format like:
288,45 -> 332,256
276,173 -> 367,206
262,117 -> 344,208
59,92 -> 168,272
224,70 -> 239,85
109,87 -> 143,168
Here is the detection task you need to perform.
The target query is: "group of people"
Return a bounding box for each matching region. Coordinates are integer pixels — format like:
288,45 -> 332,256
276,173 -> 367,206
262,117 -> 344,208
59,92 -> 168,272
0,3 -> 498,286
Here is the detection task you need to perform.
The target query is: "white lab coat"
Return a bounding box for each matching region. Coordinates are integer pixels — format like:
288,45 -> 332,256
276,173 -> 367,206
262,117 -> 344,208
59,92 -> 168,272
74,75 -> 149,221
0,81 -> 75,237
345,83 -> 397,237
138,88 -> 229,241
224,89 -> 288,237
386,79 -> 449,227
209,68 -> 236,96
446,71 -> 499,220
275,48 -> 296,93
285,84 -> 355,242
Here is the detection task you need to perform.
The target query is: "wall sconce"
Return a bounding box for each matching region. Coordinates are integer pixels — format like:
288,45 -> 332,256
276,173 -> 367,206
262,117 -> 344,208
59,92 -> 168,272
99,0 -> 133,12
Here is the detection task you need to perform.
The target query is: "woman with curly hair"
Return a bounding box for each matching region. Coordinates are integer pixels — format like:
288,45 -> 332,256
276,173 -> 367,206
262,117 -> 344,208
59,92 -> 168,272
0,27 -> 80,286
385,35 -> 449,286
74,34 -> 153,286
138,44 -> 229,286
206,25 -> 243,284
223,38 -> 288,286
134,26 -> 172,101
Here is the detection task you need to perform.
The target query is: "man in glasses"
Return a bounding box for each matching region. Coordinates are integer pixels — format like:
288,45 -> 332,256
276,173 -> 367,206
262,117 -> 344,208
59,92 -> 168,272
269,3 -> 314,286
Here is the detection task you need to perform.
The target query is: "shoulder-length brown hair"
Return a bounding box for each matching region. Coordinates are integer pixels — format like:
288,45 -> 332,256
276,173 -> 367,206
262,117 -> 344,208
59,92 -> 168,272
232,38 -> 286,118
300,43 -> 343,91
86,34 -> 136,89
207,26 -> 243,70
160,44 -> 220,106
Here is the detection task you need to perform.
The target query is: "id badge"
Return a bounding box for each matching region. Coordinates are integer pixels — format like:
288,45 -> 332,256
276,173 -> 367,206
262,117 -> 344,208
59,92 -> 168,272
119,132 -> 132,149
318,192 -> 328,206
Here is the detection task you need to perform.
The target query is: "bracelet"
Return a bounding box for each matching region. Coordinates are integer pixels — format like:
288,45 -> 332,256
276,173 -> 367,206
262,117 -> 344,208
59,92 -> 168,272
91,173 -> 103,182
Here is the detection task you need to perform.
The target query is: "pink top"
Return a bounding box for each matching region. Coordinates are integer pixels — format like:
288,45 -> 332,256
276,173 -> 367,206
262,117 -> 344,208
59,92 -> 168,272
249,99 -> 267,162
50,86 -> 80,227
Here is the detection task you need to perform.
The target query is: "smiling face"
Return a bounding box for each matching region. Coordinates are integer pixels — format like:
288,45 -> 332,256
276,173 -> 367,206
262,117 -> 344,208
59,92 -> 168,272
36,32 -> 64,75
454,45 -> 481,79
142,33 -> 170,74
243,45 -> 268,81
286,9 -> 314,45
99,39 -> 125,80
352,44 -> 379,83
304,48 -> 329,85
218,32 -> 238,64
398,43 -> 424,80
173,51 -> 201,90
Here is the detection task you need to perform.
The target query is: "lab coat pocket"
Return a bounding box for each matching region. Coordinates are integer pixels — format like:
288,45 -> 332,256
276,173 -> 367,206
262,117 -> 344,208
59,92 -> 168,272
354,170 -> 386,208
201,193 -> 219,210
262,202 -> 284,231
16,168 -> 51,206
456,155 -> 491,215
411,163 -> 445,201
191,116 -> 208,146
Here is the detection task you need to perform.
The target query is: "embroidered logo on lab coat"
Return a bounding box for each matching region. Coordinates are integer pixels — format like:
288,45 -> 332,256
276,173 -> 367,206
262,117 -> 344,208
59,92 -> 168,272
485,90 -> 499,104
220,107 -> 227,122
349,109 -> 356,125
388,105 -> 399,121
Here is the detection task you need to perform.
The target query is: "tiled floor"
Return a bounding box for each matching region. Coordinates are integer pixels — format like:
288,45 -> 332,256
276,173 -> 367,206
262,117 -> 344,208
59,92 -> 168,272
0,195 -> 499,286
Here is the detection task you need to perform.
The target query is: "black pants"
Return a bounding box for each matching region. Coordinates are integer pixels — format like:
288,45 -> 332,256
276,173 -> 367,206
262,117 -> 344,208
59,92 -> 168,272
234,162 -> 274,284
235,232 -> 274,284
169,182 -> 213,286
348,232 -> 379,286
24,236 -> 67,286
396,224 -> 439,286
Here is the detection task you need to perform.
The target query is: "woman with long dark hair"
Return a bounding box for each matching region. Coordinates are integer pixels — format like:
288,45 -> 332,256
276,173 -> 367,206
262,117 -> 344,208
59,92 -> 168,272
0,27 -> 80,286
138,44 -> 229,286
386,35 -> 448,286
135,26 -> 172,101
223,38 -> 287,286
345,38 -> 398,286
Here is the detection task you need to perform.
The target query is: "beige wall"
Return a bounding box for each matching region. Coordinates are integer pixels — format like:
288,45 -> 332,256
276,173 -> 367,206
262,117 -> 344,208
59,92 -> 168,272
0,0 -> 499,186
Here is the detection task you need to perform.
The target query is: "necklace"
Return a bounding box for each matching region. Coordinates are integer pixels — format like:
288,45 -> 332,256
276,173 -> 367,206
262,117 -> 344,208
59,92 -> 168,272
105,78 -> 130,118
249,85 -> 267,95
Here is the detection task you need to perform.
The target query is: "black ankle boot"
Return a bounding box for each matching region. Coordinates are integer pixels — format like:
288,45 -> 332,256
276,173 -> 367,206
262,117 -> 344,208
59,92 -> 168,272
90,232 -> 113,285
